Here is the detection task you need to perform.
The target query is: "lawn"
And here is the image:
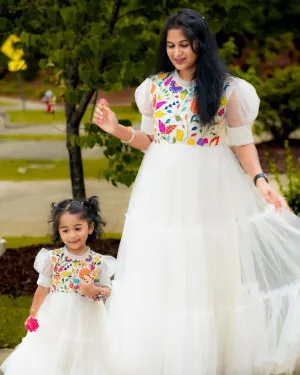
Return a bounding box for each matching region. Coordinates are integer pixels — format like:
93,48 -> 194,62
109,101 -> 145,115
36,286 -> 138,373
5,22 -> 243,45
0,295 -> 31,348
3,233 -> 122,249
0,101 -> 17,107
7,106 -> 141,125
0,159 -> 108,181
0,134 -> 66,141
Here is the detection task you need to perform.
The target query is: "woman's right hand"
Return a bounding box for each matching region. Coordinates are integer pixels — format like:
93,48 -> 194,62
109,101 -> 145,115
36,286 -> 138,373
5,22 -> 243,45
92,101 -> 119,135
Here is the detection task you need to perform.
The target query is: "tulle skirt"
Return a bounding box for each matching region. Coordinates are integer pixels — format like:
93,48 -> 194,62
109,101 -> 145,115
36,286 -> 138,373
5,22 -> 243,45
108,142 -> 300,375
1,293 -> 115,375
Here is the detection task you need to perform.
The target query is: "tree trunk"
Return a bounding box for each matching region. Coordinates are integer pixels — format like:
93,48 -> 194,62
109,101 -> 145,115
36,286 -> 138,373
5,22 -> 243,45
65,102 -> 86,200
65,89 -> 95,200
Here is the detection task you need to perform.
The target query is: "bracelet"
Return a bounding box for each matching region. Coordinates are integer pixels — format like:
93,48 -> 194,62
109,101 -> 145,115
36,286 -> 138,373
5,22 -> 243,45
254,173 -> 268,186
30,308 -> 37,314
121,126 -> 135,144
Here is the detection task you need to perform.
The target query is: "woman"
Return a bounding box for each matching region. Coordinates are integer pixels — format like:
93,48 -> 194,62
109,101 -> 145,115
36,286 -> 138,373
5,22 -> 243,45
93,9 -> 300,375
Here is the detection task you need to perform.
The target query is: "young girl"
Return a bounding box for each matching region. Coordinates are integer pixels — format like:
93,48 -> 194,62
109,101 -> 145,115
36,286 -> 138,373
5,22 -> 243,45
1,196 -> 116,375
94,8 -> 300,375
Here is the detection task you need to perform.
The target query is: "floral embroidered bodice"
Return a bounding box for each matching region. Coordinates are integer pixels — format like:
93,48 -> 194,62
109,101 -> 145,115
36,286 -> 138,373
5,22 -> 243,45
149,71 -> 233,147
46,248 -> 110,295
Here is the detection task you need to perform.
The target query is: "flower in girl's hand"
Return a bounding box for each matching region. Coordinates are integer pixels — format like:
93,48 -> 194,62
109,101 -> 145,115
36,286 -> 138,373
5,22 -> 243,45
25,317 -> 39,332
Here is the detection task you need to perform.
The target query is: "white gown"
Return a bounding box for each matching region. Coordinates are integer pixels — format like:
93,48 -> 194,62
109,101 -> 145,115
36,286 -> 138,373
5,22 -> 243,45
1,247 -> 116,375
108,70 -> 300,375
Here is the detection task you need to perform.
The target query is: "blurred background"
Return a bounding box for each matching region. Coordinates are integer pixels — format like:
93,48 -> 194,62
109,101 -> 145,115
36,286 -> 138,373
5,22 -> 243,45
0,0 -> 300,363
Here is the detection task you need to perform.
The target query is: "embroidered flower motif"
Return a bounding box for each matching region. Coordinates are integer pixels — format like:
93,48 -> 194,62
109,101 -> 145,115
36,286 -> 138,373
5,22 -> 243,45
48,249 -> 106,298
197,138 -> 209,146
218,108 -> 225,116
220,96 -> 227,106
150,73 -> 232,146
79,268 -> 91,279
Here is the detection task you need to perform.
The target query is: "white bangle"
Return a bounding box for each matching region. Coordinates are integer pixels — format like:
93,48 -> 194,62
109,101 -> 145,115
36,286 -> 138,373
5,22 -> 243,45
121,127 -> 135,144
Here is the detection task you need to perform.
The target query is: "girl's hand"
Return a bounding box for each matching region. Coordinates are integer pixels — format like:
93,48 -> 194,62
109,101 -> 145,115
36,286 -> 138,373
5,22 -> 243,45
256,179 -> 289,211
79,275 -> 97,297
92,99 -> 119,135
24,316 -> 39,332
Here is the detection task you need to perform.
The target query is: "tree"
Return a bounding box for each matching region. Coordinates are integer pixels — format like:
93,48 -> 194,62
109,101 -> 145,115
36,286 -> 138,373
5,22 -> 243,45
6,0 -> 299,192
10,0 -> 160,199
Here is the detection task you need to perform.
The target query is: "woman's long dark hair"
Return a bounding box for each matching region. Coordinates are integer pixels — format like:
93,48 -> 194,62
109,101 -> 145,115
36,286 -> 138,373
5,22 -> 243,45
155,9 -> 228,125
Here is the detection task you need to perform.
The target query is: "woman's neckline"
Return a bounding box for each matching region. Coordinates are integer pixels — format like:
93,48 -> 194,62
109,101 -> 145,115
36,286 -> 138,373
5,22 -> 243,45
173,70 -> 196,88
64,246 -> 90,259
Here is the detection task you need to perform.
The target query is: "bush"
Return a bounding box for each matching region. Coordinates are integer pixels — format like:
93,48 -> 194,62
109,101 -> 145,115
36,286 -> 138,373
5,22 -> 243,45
230,34 -> 300,143
256,66 -> 300,142
269,141 -> 300,215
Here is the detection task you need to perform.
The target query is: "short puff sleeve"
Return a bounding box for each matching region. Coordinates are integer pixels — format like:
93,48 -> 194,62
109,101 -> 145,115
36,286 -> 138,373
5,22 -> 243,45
99,255 -> 116,289
135,78 -> 154,135
225,77 -> 260,146
34,248 -> 53,287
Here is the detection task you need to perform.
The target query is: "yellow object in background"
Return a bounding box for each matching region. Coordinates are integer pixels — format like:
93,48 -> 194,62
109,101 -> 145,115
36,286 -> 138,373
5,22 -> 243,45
8,60 -> 27,72
1,34 -> 24,60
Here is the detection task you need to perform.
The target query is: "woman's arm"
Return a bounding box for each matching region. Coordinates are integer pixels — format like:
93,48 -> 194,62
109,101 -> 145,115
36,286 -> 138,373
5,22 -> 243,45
233,143 -> 288,210
232,143 -> 263,179
112,124 -> 153,151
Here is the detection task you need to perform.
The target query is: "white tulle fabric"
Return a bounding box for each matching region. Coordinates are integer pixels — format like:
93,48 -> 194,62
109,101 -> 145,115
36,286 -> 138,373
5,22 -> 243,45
1,294 -> 116,375
135,78 -> 154,135
225,77 -> 260,146
1,248 -> 117,375
108,75 -> 300,375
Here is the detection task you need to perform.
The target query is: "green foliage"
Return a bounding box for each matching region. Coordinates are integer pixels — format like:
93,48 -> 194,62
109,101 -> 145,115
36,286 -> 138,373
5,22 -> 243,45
75,121 -> 144,187
256,67 -> 300,142
231,34 -> 300,142
269,141 -> 300,216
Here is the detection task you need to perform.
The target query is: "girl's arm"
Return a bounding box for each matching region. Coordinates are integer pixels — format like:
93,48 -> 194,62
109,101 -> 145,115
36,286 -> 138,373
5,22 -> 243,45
28,286 -> 50,317
79,277 -> 112,299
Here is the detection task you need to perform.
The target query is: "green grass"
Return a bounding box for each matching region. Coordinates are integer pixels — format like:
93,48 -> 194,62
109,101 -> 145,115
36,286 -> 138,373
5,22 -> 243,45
7,106 -> 141,125
0,134 -> 66,141
0,295 -> 31,348
0,101 -> 17,107
4,233 -> 122,249
0,159 -> 108,181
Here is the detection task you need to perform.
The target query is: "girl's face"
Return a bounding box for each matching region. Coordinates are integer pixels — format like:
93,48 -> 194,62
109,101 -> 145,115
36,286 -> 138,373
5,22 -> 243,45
166,28 -> 197,74
59,212 -> 94,254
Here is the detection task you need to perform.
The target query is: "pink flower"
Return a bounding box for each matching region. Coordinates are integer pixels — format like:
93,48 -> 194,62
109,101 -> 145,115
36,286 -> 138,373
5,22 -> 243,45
25,317 -> 39,332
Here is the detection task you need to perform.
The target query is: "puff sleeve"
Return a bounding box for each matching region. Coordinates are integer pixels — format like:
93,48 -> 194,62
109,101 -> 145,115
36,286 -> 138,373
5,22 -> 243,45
34,248 -> 53,287
225,77 -> 260,146
135,78 -> 154,135
99,255 -> 116,289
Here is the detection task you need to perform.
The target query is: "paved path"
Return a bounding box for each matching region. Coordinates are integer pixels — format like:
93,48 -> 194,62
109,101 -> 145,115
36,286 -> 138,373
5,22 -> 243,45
0,140 -> 105,159
0,180 -> 132,236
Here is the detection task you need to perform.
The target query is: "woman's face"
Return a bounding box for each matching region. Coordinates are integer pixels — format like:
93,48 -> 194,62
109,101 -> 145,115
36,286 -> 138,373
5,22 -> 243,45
166,28 -> 197,73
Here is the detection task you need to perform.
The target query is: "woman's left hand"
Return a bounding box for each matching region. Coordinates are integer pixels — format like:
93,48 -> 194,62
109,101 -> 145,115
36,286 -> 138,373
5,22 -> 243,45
256,179 -> 289,211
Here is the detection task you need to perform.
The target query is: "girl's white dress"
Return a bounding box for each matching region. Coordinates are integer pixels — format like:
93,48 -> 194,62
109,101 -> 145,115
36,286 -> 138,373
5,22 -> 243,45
108,71 -> 300,375
1,246 -> 116,375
